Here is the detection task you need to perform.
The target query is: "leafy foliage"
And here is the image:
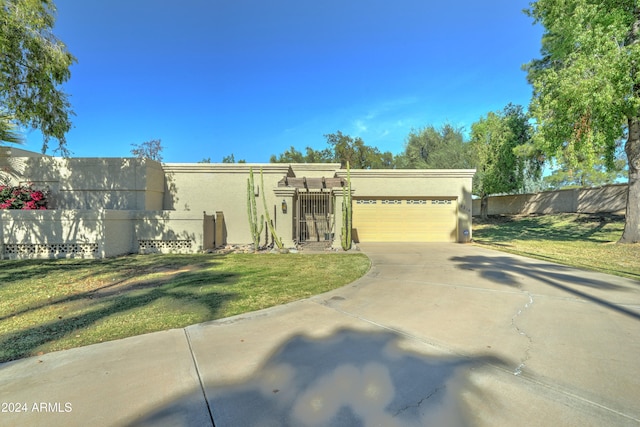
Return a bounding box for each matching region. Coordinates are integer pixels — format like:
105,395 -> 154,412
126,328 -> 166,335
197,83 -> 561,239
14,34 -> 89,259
0,112 -> 23,145
470,104 -> 541,197
395,124 -> 473,169
325,131 -> 394,168
221,153 -> 245,163
524,0 -> 640,241
271,131 -> 394,168
0,0 -> 76,154
542,147 -> 627,190
130,139 -> 163,161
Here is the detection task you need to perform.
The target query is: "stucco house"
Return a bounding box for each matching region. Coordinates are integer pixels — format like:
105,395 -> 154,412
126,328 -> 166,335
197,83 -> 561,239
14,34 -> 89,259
0,147 -> 475,259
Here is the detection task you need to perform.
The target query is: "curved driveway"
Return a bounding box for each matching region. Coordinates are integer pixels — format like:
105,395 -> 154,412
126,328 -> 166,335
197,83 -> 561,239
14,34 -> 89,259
1,243 -> 639,426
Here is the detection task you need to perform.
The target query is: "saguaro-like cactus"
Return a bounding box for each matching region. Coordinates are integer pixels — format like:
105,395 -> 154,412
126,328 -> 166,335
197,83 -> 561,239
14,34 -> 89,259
341,161 -> 352,251
247,167 -> 263,252
260,168 -> 284,250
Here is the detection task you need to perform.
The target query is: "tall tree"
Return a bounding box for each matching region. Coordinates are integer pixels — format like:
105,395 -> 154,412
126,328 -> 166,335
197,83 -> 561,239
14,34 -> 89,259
395,124 -> 472,169
470,104 -> 542,218
525,0 -> 640,242
1,0 -> 76,155
270,132 -> 394,168
324,131 -> 394,168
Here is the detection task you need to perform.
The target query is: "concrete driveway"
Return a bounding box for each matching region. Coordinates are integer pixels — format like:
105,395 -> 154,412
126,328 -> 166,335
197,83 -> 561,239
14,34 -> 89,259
1,243 -> 639,426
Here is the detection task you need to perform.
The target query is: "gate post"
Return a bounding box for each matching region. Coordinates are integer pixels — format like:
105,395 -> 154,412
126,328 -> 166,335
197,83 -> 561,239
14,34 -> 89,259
274,187 -> 296,248
203,211 -> 215,250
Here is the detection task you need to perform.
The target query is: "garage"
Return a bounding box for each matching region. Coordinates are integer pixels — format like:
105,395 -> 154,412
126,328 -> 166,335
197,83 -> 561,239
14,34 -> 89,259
352,197 -> 458,242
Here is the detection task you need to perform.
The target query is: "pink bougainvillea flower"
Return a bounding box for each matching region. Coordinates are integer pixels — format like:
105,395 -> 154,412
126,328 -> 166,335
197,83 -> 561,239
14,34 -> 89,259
23,200 -> 37,210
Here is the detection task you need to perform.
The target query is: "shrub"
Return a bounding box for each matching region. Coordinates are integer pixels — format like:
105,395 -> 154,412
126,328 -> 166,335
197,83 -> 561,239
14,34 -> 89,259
0,184 -> 48,210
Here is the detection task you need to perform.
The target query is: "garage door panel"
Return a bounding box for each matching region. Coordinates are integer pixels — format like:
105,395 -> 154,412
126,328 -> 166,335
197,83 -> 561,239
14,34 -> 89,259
352,198 -> 457,242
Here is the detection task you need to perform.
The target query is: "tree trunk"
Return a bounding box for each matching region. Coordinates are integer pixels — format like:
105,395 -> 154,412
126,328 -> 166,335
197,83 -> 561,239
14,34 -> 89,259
480,194 -> 489,220
620,117 -> 640,243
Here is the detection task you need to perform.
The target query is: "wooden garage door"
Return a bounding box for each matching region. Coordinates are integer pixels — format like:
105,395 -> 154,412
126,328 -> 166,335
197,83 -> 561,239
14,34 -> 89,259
352,198 -> 458,242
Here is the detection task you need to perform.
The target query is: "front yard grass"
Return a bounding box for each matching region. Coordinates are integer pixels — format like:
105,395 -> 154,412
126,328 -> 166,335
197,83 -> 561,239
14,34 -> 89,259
0,252 -> 370,363
473,213 -> 640,280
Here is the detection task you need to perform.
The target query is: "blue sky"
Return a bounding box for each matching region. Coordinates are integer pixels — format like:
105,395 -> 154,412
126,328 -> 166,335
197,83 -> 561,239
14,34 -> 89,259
23,0 -> 543,163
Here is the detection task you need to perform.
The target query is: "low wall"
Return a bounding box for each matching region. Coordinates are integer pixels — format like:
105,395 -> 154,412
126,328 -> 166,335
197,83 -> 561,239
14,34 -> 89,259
472,184 -> 627,216
0,210 -> 217,259
0,150 -> 165,210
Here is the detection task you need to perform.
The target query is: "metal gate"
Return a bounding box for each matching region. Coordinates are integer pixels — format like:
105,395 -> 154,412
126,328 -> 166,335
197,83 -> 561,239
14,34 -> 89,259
297,191 -> 334,242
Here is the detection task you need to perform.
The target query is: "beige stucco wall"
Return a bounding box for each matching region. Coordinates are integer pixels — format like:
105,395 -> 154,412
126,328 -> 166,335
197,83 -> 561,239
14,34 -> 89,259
471,184 -> 627,216
290,164 -> 341,178
337,169 -> 476,242
0,209 -> 206,258
0,148 -> 477,253
0,150 -> 164,210
162,163 -> 293,245
133,210 -> 206,253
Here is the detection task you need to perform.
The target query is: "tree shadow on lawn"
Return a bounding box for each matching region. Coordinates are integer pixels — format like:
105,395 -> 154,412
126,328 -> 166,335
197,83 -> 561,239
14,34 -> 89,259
450,254 -> 640,322
0,257 -> 228,322
0,253 -> 216,287
473,213 -> 624,244
0,268 -> 237,363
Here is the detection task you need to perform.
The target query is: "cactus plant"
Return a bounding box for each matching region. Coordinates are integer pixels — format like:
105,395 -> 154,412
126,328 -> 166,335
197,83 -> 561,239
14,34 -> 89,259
247,167 -> 263,252
260,167 -> 284,250
341,161 -> 352,250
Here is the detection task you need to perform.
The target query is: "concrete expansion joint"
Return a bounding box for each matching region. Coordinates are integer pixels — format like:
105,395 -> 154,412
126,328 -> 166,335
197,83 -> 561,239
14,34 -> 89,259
183,329 -> 216,426
393,385 -> 445,416
511,291 -> 534,376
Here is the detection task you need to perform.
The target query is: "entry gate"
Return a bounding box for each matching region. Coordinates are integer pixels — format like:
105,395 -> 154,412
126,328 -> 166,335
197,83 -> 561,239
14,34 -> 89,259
297,190 -> 334,243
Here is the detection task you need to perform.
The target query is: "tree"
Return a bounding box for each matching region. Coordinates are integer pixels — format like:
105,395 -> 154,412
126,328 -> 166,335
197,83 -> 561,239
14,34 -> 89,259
524,0 -> 640,242
324,131 -> 394,169
395,124 -> 473,169
221,153 -> 245,163
270,146 -> 307,163
130,139 -> 163,161
1,0 -> 76,155
542,146 -> 627,190
270,132 -> 394,168
470,104 -> 542,219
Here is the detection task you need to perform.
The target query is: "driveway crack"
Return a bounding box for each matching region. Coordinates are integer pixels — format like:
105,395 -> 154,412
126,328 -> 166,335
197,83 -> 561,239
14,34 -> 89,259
393,386 -> 445,416
511,292 -> 534,376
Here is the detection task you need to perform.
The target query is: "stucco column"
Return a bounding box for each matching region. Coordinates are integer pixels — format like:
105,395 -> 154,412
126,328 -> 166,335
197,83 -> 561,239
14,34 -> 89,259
273,187 -> 296,248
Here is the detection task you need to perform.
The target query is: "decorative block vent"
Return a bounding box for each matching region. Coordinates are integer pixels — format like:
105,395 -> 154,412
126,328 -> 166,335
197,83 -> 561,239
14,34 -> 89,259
2,243 -> 99,258
138,239 -> 193,254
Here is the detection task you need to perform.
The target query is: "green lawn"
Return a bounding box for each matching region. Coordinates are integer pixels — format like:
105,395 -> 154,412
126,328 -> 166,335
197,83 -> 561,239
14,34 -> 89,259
0,252 -> 370,363
473,213 -> 640,280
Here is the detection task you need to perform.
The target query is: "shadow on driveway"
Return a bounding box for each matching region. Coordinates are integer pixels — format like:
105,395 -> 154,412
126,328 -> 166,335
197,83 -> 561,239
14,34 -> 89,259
200,328 -> 507,427
450,254 -> 640,321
